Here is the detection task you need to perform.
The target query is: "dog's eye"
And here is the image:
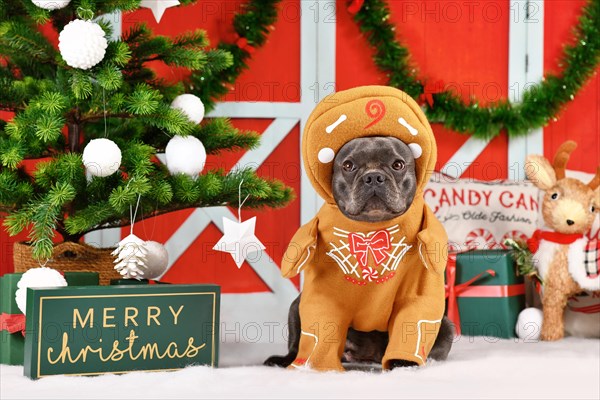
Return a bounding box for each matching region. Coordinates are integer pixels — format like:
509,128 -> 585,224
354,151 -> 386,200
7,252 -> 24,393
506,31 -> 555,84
392,160 -> 405,171
551,193 -> 559,200
592,205 -> 596,213
342,161 -> 355,172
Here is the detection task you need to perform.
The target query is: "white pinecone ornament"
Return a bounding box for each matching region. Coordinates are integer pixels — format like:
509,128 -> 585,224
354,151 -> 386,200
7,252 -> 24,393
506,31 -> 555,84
58,19 -> 107,70
33,0 -> 71,9
112,234 -> 148,280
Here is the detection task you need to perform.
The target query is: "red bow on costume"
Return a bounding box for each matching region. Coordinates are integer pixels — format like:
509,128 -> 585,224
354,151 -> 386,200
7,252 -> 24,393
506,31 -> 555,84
348,230 -> 391,267
0,313 -> 26,336
527,229 -> 584,253
445,254 -> 496,336
347,0 -> 365,14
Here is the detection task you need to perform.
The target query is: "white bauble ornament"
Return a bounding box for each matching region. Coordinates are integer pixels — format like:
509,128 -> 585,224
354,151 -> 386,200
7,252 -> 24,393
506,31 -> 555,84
33,0 -> 71,9
165,135 -> 206,177
112,234 -> 148,280
58,19 -> 107,70
171,94 -> 205,124
82,138 -> 122,177
515,307 -> 544,340
15,268 -> 67,315
143,241 -> 169,279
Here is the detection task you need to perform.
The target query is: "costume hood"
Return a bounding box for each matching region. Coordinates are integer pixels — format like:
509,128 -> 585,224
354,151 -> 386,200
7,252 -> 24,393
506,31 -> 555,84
302,85 -> 437,204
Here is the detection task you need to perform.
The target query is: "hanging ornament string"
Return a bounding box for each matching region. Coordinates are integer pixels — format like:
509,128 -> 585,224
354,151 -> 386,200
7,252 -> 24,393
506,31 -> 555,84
102,87 -> 108,138
112,192 -> 148,280
213,179 -> 265,268
238,179 -> 250,223
129,193 -> 142,235
352,0 -> 600,139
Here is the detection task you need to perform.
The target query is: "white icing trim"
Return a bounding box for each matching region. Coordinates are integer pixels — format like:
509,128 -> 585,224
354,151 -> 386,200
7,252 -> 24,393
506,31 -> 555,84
418,242 -> 429,270
325,114 -> 347,133
326,245 -> 351,274
291,330 -> 319,369
333,226 -> 351,235
414,319 -> 442,362
398,117 -> 418,135
296,244 -> 316,274
328,224 -> 411,277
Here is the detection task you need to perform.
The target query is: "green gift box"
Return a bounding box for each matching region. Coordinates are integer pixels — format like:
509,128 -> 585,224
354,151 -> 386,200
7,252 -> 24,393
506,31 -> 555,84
0,272 -> 99,365
450,250 -> 526,338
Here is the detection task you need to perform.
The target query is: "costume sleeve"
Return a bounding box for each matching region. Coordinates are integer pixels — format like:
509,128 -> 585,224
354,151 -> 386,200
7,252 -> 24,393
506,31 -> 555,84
281,217 -> 319,278
416,204 -> 448,274
382,287 -> 446,367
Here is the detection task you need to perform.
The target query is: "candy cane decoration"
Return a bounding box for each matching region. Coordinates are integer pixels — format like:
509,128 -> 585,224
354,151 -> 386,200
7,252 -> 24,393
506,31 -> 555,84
364,99 -> 386,129
465,228 -> 498,250
500,230 -> 528,248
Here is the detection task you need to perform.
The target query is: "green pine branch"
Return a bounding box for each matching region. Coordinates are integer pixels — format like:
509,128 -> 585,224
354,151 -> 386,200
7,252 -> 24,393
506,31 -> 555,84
0,0 -> 292,259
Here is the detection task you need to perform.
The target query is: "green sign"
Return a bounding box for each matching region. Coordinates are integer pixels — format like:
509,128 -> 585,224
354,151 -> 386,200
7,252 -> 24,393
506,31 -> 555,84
23,284 -> 220,379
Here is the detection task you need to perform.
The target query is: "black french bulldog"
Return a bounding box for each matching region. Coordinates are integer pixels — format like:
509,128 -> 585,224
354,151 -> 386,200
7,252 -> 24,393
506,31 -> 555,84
265,136 -> 454,369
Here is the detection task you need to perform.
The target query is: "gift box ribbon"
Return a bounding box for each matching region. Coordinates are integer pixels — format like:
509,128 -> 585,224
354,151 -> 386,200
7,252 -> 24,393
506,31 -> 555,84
445,254 -> 526,335
0,313 -> 26,336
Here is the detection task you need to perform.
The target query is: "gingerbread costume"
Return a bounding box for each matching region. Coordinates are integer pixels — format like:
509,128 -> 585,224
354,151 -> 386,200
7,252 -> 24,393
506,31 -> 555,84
282,86 -> 448,371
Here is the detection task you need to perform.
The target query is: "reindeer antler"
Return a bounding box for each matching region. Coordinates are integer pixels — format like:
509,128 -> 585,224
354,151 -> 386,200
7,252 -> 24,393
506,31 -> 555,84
552,140 -> 578,180
588,166 -> 600,190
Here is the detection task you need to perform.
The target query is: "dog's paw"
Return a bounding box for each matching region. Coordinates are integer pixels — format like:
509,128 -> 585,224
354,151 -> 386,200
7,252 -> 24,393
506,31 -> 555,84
387,359 -> 418,369
264,355 -> 295,368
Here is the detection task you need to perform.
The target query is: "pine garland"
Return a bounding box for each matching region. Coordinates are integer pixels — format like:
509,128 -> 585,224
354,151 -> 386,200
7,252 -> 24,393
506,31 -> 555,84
353,0 -> 600,139
0,0 -> 292,259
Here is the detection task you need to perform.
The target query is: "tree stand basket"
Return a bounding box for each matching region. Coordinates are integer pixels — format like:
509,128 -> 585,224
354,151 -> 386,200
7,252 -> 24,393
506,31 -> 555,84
13,242 -> 120,285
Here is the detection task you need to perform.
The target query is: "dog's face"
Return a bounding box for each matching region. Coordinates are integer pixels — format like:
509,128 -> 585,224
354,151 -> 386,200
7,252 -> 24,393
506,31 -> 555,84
332,136 -> 417,222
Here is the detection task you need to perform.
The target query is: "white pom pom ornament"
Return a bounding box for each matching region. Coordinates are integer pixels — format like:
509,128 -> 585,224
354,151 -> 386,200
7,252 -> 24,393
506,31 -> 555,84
165,135 -> 206,177
58,19 -> 107,70
15,268 -> 67,315
33,0 -> 71,9
171,94 -> 205,124
516,307 -> 544,340
82,138 -> 122,177
143,241 -> 170,279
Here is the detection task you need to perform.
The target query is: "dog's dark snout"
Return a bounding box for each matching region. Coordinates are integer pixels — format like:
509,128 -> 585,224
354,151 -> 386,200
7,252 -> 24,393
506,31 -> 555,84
566,219 -> 575,226
363,172 -> 386,186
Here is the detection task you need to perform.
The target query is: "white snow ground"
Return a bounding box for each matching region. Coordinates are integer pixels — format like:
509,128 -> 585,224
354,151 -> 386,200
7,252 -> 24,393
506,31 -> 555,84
1,337 -> 599,399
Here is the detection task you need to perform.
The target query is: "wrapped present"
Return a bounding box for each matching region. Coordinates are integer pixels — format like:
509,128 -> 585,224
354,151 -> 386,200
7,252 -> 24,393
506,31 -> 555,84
446,250 -> 526,338
0,272 -> 99,365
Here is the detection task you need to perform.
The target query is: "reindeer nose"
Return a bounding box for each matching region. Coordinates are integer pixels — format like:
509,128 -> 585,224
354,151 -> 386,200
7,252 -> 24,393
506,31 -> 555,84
363,172 -> 386,187
566,219 -> 575,226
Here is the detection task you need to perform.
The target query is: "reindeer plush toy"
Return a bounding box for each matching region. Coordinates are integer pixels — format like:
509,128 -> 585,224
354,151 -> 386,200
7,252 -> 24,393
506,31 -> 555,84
525,141 -> 600,341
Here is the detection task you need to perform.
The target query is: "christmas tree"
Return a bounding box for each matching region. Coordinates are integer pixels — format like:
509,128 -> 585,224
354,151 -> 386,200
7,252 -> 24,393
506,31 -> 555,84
0,0 -> 292,261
